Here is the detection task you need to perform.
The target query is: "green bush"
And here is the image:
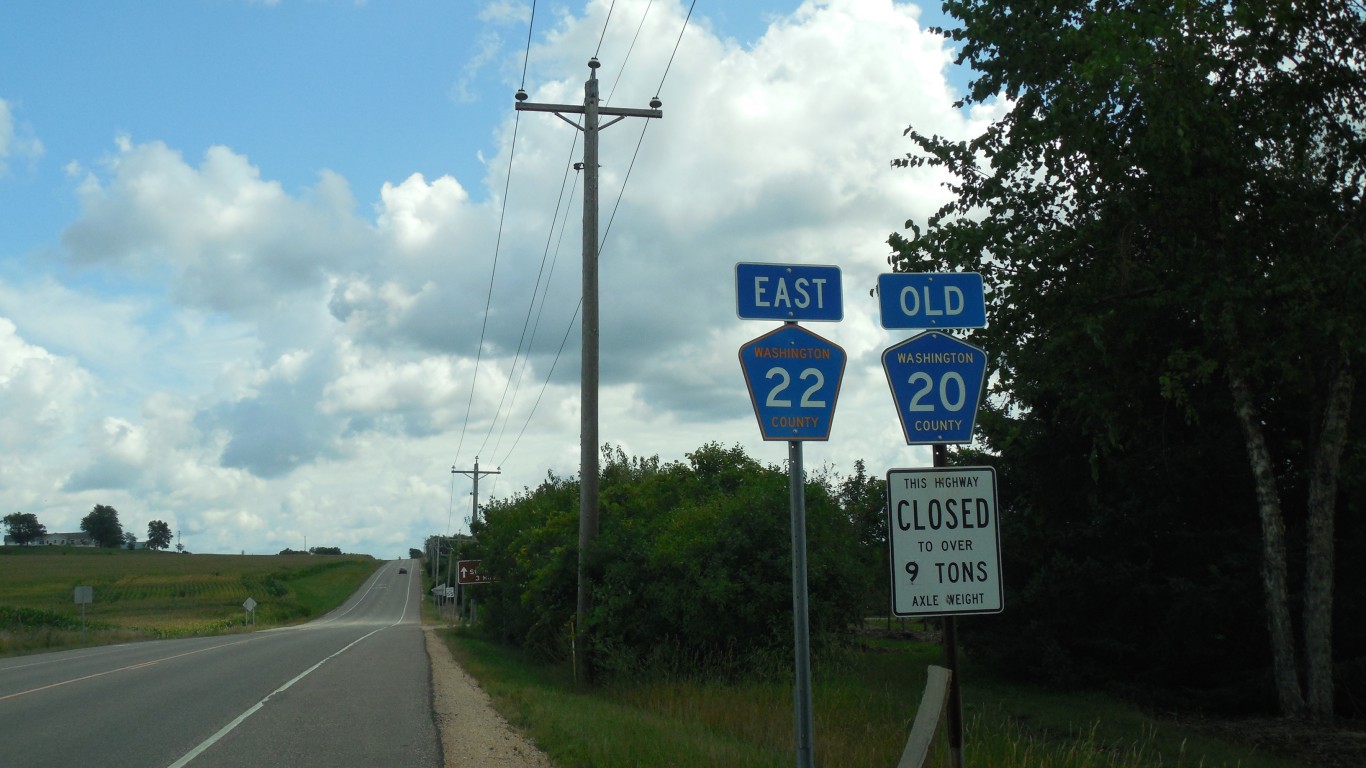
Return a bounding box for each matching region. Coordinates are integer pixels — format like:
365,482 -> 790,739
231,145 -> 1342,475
473,443 -> 866,677
0,605 -> 88,631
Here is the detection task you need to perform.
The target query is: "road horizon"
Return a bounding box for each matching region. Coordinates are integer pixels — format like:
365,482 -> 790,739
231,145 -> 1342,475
0,559 -> 440,767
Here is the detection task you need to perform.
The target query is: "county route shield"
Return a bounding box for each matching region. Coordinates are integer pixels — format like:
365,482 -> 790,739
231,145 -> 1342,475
739,325 -> 846,441
882,331 -> 988,444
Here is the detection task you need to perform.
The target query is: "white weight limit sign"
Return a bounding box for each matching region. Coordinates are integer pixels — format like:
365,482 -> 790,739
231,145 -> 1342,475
886,466 -> 1003,617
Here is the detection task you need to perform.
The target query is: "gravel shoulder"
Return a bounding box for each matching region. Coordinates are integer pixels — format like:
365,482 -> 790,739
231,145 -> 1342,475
424,625 -> 553,768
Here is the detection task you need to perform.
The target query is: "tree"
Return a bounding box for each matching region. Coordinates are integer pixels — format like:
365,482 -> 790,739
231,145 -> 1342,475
81,504 -> 124,548
146,520 -> 173,551
3,512 -> 47,545
892,0 -> 1363,720
408,548 -> 424,560
837,460 -> 889,617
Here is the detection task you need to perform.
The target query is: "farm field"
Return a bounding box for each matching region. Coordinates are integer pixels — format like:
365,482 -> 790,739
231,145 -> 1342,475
0,546 -> 380,655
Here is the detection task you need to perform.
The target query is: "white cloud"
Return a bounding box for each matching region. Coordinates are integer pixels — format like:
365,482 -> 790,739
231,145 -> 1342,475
7,0 -> 989,555
479,1 -> 531,25
62,142 -> 370,315
0,98 -> 45,175
0,317 -> 93,449
375,172 -> 474,251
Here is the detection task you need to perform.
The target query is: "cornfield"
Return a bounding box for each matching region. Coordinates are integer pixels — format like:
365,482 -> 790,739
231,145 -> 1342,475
0,548 -> 378,654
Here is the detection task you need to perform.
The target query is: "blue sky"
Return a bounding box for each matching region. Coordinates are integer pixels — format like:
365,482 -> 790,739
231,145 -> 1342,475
0,1 -> 996,558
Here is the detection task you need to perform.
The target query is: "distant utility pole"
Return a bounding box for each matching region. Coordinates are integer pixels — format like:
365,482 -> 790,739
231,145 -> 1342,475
451,457 -> 501,527
515,58 -> 662,681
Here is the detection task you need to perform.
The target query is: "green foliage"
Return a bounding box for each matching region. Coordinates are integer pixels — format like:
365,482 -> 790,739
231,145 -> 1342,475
837,459 -> 888,615
473,443 -> 867,676
475,469 -> 581,658
3,512 -> 47,545
0,605 -> 91,631
892,0 -> 1365,715
145,520 -> 173,550
80,504 -> 124,548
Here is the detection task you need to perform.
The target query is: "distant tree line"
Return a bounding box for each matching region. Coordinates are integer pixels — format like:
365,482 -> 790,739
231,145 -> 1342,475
278,546 -> 344,556
4,506 -> 176,551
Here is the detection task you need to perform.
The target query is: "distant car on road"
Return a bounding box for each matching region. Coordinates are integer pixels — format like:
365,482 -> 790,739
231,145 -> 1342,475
398,567 -> 408,574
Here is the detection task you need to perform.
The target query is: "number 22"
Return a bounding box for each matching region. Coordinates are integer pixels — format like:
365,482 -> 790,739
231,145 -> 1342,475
766,367 -> 826,408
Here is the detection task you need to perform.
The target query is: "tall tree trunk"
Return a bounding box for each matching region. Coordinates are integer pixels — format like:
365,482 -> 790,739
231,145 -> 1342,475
1304,359 -> 1354,721
1224,352 -> 1305,717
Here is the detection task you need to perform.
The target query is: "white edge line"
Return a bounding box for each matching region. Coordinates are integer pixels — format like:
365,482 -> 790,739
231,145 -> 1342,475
166,565 -> 413,768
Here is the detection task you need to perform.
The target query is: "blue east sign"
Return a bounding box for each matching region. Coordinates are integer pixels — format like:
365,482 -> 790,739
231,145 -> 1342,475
735,262 -> 842,322
883,331 -> 988,445
739,325 -> 846,441
878,272 -> 986,329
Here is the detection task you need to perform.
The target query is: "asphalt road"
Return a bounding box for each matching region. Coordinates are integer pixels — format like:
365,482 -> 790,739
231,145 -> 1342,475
0,559 -> 440,768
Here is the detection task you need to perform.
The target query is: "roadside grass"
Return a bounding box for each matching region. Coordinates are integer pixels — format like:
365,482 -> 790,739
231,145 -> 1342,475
439,627 -> 1303,768
0,547 -> 380,655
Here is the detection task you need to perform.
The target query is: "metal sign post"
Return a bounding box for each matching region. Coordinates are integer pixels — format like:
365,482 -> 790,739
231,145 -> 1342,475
74,586 -> 93,642
787,438 -> 815,768
736,261 -> 843,768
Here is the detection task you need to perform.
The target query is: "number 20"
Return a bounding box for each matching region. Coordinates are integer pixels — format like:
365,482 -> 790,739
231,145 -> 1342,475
766,367 -> 826,408
906,371 -> 967,412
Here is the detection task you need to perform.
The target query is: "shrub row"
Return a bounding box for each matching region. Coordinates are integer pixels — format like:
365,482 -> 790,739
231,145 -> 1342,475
467,443 -> 872,677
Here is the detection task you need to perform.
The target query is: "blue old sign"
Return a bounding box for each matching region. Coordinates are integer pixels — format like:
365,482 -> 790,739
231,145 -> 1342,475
878,272 -> 986,329
739,325 -> 846,441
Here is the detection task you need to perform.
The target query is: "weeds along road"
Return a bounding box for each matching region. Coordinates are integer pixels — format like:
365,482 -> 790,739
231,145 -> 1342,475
0,559 -> 440,768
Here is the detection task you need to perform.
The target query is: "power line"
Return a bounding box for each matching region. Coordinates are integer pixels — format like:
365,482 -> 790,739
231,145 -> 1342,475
500,297 -> 581,469
451,1 -> 540,471
605,0 -> 654,105
478,134 -> 583,460
520,1 -> 537,89
594,0 -> 618,58
491,1 -> 695,474
482,0 -> 653,462
655,0 -> 697,99
487,159 -> 582,464
452,110 -> 522,469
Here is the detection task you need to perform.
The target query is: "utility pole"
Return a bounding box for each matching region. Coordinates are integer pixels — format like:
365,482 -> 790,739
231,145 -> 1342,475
515,59 -> 662,681
452,457 -> 499,624
452,457 -> 501,528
